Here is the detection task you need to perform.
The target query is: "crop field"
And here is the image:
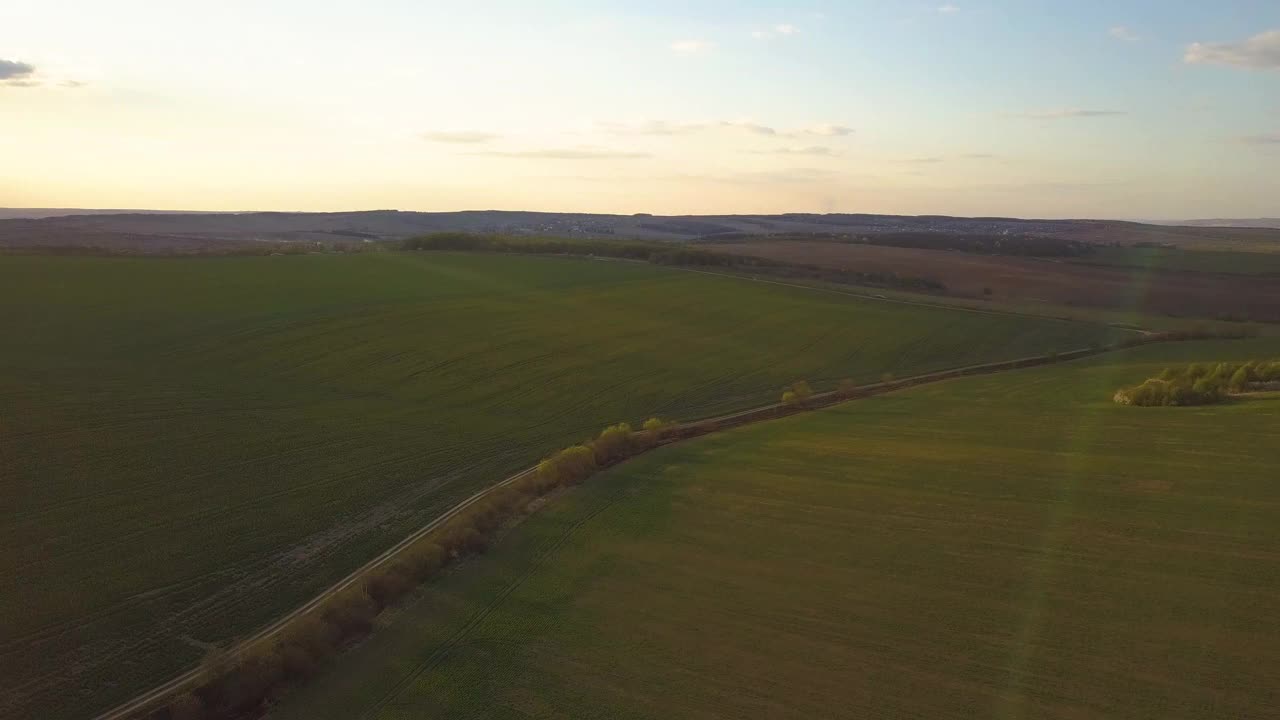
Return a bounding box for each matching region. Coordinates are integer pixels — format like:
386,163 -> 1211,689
709,240 -> 1280,322
1080,246 -> 1280,276
0,251 -> 1121,720
272,337 -> 1280,720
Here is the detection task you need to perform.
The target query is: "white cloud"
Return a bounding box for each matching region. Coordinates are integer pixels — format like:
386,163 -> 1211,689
1240,132 -> 1280,145
596,119 -> 853,140
905,153 -> 998,163
1109,26 -> 1139,42
1011,109 -> 1127,119
938,4 -> 960,15
422,131 -> 500,144
806,124 -> 855,137
752,145 -> 836,156
596,120 -> 708,136
751,24 -> 800,40
723,120 -> 778,136
1185,30 -> 1280,70
671,39 -> 714,54
469,147 -> 652,160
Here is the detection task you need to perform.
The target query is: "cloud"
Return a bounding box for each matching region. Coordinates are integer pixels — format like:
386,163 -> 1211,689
468,147 -> 651,160
710,168 -> 840,185
422,131 -> 500,144
723,120 -> 778,136
596,119 -> 853,140
905,153 -> 998,163
752,23 -> 800,39
1011,109 -> 1127,119
751,145 -> 836,156
938,4 -> 960,14
1240,132 -> 1280,145
0,58 -> 35,80
0,58 -> 38,86
1185,30 -> 1280,70
1109,26 -> 1139,42
596,120 -> 708,136
671,40 -> 713,54
806,123 -> 854,137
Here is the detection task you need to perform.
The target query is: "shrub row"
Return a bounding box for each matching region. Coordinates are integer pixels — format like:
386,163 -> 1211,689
158,417 -> 673,720
1113,358 -> 1280,407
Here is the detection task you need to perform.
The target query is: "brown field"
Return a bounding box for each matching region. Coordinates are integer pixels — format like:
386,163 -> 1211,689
712,241 -> 1280,322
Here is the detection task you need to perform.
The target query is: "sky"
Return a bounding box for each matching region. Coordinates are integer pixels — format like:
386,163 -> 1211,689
1,0 -> 1278,219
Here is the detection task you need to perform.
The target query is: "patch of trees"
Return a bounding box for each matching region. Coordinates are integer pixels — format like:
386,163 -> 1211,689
158,417 -> 674,720
1113,359 -> 1280,406
401,233 -> 946,293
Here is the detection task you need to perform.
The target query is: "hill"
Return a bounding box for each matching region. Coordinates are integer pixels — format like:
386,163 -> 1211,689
0,251 -> 1120,720
3,209 -> 1280,253
272,337 -> 1280,720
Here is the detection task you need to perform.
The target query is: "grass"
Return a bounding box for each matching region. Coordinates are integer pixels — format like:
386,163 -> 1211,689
0,251 -> 1120,720
1080,246 -> 1280,275
272,337 -> 1280,720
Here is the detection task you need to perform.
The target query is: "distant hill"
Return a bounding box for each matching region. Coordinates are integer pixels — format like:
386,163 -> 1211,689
2,208 -> 1278,253
0,208 -> 232,220
1176,218 -> 1280,230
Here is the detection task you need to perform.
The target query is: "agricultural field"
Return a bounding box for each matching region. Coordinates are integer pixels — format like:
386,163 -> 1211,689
272,337 -> 1280,720
708,240 -> 1280,322
0,251 -> 1120,720
1079,246 -> 1280,276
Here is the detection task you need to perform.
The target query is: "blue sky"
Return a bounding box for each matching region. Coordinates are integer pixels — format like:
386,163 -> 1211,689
1,1 -> 1277,218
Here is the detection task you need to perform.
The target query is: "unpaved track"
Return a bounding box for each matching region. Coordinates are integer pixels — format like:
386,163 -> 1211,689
93,341 -> 1138,720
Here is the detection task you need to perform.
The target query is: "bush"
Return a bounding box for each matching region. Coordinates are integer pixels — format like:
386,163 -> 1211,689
1109,359 -> 1276,406
782,380 -> 813,406
537,444 -> 597,487
167,692 -> 205,720
321,589 -> 378,638
365,562 -> 415,608
836,378 -> 857,397
592,423 -> 635,465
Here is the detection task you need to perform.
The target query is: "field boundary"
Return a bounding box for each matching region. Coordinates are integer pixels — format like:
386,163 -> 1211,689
95,338 -> 1182,720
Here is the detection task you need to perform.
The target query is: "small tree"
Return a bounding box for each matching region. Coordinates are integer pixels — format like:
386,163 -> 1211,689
592,423 -> 635,464
836,378 -> 857,397
781,390 -> 798,405
880,372 -> 895,384
791,380 -> 813,404
1229,366 -> 1251,393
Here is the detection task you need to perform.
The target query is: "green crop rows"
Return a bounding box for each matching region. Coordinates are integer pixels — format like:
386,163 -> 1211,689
0,251 -> 1118,719
274,338 -> 1280,720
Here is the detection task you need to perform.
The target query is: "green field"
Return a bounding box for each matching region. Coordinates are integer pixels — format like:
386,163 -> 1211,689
273,338 -> 1280,720
1081,246 -> 1280,275
0,252 -> 1119,720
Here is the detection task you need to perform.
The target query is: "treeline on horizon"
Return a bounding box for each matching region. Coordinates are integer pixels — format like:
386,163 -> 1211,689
1113,358 -> 1280,407
698,231 -> 1096,257
400,233 -> 947,292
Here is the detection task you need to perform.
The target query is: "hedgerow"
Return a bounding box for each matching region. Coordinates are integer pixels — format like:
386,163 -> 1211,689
1113,359 -> 1280,407
159,417 -> 671,720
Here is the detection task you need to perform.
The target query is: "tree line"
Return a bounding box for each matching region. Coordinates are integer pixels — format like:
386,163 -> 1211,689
1113,358 -> 1280,407
400,233 -> 946,293
161,417 -> 673,720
